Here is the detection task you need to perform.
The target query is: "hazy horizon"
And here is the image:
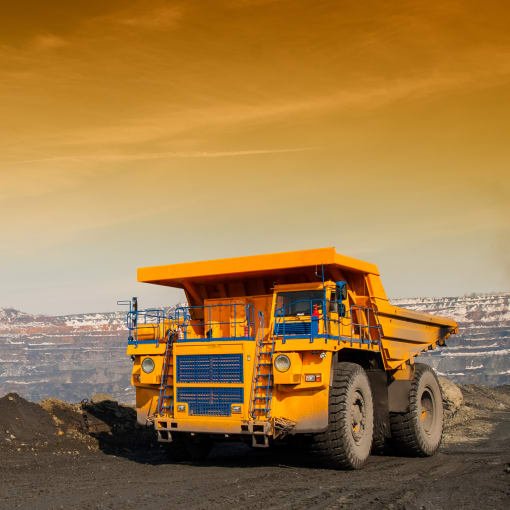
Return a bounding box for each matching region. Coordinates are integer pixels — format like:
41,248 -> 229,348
1,1 -> 509,315
2,289 -> 509,318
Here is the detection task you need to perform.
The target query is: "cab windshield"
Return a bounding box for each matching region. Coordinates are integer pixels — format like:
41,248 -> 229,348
275,290 -> 324,317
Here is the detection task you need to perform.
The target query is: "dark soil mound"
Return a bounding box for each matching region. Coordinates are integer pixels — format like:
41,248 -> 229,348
81,398 -> 156,452
0,392 -> 57,443
40,398 -> 88,436
0,391 -> 155,456
461,384 -> 510,410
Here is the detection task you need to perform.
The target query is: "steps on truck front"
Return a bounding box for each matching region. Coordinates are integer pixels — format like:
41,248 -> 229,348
250,313 -> 275,422
249,420 -> 272,447
158,365 -> 174,414
157,331 -> 175,415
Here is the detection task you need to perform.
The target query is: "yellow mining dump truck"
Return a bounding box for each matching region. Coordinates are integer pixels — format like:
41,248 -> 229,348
120,248 -> 458,469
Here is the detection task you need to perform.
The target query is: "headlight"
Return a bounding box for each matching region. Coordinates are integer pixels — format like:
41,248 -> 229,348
141,357 -> 155,374
274,354 -> 291,372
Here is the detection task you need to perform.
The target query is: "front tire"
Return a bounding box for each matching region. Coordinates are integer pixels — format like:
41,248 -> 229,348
390,363 -> 443,456
310,361 -> 374,469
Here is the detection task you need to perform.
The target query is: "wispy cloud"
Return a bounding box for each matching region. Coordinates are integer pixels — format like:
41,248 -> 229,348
229,0 -> 283,6
7,147 -> 315,165
1,0 -> 510,170
4,47 -> 510,161
114,5 -> 183,30
31,34 -> 68,51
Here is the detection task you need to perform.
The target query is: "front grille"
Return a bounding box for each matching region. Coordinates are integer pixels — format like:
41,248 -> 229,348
176,354 -> 243,383
274,321 -> 311,336
176,387 -> 244,416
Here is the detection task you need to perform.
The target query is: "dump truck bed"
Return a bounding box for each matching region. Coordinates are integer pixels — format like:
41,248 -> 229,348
137,247 -> 379,285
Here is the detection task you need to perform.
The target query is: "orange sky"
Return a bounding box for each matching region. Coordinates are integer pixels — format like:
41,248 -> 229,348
0,0 -> 509,314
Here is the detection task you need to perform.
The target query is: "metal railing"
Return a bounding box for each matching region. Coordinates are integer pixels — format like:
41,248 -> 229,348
118,298 -> 167,347
119,299 -> 257,345
350,305 -> 382,346
172,303 -> 255,342
273,298 -> 381,347
274,298 -> 330,343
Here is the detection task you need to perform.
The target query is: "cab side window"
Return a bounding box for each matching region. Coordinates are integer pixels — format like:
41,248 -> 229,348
329,291 -> 338,313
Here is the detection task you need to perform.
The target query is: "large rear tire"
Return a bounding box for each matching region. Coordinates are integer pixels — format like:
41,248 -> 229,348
310,362 -> 374,470
390,363 -> 443,456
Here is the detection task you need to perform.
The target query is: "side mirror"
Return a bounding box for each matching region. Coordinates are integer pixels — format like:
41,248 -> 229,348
335,282 -> 348,317
336,283 -> 347,300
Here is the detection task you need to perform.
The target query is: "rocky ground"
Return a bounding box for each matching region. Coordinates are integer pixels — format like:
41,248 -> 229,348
0,382 -> 509,510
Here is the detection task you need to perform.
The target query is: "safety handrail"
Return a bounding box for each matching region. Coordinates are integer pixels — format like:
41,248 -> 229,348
350,305 -> 382,346
118,299 -> 168,347
172,303 -> 255,342
273,298 -> 326,343
273,298 -> 376,346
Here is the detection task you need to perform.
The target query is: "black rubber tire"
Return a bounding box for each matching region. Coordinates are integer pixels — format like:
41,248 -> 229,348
390,363 -> 443,457
310,362 -> 374,470
371,427 -> 387,455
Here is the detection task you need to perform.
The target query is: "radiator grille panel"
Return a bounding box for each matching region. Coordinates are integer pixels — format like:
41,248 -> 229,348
176,354 -> 243,383
274,321 -> 311,336
176,387 -> 244,416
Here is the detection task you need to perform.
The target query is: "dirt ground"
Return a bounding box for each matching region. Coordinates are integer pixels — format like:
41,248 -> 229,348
1,385 -> 509,510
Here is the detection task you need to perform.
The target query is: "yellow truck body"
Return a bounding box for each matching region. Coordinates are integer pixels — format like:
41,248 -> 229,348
123,247 -> 458,467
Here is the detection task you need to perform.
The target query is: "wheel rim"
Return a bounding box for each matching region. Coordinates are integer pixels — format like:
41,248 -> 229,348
350,390 -> 366,443
420,387 -> 435,434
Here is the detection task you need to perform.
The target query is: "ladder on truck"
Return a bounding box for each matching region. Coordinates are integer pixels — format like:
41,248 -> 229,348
249,312 -> 276,446
157,328 -> 175,415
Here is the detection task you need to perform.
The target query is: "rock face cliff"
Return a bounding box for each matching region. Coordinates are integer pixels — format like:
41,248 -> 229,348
0,308 -> 132,403
394,293 -> 510,385
0,292 -> 508,402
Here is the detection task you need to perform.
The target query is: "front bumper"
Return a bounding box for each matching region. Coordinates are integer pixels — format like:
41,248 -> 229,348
154,416 -> 271,444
